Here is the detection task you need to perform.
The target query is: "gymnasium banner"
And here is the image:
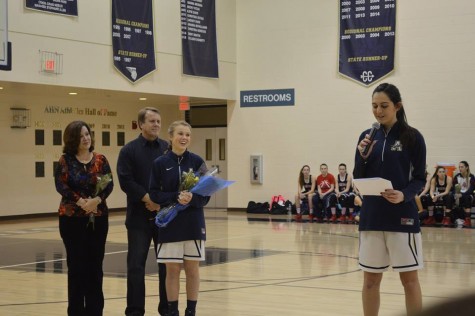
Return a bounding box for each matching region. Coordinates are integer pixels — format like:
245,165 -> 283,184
181,0 -> 219,78
112,0 -> 155,83
25,0 -> 78,16
339,0 -> 396,86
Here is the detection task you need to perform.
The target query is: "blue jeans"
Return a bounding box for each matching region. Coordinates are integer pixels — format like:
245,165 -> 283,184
312,193 -> 337,218
125,220 -> 167,316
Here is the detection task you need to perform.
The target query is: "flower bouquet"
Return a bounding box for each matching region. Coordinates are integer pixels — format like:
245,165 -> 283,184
155,166 -> 235,228
87,173 -> 113,229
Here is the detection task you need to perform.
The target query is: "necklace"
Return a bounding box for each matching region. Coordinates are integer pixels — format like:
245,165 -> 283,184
76,152 -> 92,164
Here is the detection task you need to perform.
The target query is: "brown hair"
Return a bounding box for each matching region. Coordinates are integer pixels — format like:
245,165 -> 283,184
431,166 -> 446,180
138,107 -> 160,126
372,83 -> 416,148
62,121 -> 94,155
298,165 -> 310,187
459,161 -> 471,181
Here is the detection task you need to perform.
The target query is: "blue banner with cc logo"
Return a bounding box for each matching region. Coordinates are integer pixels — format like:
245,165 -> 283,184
339,0 -> 396,86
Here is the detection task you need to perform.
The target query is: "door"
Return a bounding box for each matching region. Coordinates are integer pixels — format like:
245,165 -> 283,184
189,127 -> 228,209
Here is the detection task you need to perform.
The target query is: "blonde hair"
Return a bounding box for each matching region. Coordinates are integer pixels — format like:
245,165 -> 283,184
167,120 -> 192,137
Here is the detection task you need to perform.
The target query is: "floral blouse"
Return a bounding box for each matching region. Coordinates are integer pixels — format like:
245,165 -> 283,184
54,152 -> 114,217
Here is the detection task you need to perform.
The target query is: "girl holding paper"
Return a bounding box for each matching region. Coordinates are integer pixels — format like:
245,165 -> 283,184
149,120 -> 210,316
353,83 -> 427,316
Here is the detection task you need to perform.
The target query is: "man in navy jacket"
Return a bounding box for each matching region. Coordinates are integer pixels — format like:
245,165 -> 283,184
117,107 -> 169,316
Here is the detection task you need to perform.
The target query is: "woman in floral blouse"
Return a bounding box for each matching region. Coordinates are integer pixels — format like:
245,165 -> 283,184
54,120 -> 113,316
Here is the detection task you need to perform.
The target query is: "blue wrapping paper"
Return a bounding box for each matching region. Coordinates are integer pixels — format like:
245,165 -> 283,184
155,176 -> 235,228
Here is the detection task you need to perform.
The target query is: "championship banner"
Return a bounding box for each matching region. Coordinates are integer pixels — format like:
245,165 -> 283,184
112,0 -> 155,83
25,0 -> 78,16
339,0 -> 396,86
181,0 -> 219,78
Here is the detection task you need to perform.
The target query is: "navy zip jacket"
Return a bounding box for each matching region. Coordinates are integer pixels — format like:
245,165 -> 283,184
117,134 -> 169,229
149,150 -> 210,242
353,122 -> 426,233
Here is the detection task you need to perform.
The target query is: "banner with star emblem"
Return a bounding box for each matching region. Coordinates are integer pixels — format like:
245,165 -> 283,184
338,0 -> 396,86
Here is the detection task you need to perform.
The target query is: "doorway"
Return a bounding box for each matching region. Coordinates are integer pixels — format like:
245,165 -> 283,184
188,127 -> 227,208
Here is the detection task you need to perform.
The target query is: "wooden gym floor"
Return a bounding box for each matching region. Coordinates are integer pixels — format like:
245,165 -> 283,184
0,210 -> 474,315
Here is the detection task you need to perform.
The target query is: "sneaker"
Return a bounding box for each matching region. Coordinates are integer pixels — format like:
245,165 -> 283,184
442,216 -> 451,227
338,215 -> 347,223
423,216 -> 436,226
347,214 -> 354,223
463,217 -> 472,228
184,309 -> 195,316
329,215 -> 337,223
315,217 -> 323,223
295,214 -> 302,222
308,214 -> 315,222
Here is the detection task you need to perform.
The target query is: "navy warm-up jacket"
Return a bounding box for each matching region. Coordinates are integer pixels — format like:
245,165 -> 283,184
149,150 -> 210,242
353,122 -> 427,233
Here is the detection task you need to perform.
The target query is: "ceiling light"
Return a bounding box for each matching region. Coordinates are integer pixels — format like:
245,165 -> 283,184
68,92 -> 77,95
139,97 -> 147,101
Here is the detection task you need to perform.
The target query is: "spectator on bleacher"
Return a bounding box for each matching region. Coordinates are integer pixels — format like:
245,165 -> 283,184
452,161 -> 475,228
312,163 -> 338,222
295,165 -> 315,222
335,163 -> 356,223
417,166 -> 431,221
424,166 -> 453,226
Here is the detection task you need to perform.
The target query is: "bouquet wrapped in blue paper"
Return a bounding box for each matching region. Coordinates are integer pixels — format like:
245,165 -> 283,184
155,166 -> 235,228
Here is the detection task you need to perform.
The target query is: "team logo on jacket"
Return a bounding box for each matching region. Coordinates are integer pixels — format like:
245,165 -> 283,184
401,218 -> 414,226
391,140 -> 403,151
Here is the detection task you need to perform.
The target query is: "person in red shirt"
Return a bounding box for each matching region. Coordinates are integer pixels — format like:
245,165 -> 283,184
312,164 -> 338,222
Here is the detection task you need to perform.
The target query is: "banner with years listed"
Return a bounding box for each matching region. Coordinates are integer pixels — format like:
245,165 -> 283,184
181,0 -> 219,78
112,0 -> 156,83
339,0 -> 396,86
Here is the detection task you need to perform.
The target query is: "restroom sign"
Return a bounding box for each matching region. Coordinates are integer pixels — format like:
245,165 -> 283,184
240,89 -> 295,107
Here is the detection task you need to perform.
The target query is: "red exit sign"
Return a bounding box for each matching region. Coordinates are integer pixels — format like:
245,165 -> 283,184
44,59 -> 55,72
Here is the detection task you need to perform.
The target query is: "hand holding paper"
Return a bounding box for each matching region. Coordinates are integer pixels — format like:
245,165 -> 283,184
380,189 -> 404,204
353,178 -> 393,196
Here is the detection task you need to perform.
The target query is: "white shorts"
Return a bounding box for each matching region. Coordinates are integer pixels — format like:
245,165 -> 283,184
359,231 -> 423,273
156,240 -> 205,263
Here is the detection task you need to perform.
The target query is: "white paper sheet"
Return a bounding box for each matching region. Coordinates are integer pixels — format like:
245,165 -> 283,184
353,178 -> 393,196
